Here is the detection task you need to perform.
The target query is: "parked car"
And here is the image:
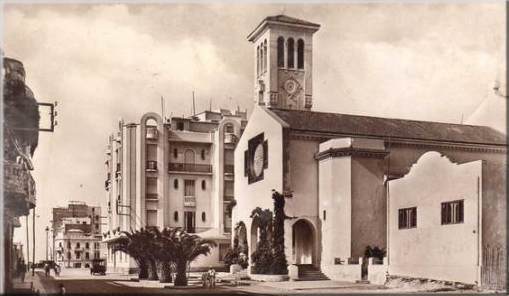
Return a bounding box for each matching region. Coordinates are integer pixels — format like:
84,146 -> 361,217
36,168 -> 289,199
90,259 -> 106,275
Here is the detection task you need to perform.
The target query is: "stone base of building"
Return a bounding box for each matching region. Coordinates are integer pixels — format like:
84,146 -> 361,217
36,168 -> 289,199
249,274 -> 289,282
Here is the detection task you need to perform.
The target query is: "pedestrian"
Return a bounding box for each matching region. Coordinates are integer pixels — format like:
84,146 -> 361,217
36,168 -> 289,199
58,283 -> 66,295
207,266 -> 216,288
44,263 -> 50,277
20,260 -> 26,283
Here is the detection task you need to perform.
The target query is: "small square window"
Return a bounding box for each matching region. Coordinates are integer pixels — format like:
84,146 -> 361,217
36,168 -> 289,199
398,207 -> 417,229
441,200 -> 464,225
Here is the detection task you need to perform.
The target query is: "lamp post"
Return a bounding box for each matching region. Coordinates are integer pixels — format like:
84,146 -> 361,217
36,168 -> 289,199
45,226 -> 49,261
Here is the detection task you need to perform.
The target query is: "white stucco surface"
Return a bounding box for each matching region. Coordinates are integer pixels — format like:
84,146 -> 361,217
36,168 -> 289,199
388,151 -> 482,284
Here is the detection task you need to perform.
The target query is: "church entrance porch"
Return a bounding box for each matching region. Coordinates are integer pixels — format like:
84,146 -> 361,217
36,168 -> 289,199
292,219 -> 315,265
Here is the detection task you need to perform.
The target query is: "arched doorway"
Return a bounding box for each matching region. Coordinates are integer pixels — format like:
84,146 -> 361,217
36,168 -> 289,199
292,219 -> 315,265
250,219 -> 259,254
236,222 -> 248,252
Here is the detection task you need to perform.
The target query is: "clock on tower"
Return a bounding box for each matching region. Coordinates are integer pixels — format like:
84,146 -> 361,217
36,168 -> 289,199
247,15 -> 320,111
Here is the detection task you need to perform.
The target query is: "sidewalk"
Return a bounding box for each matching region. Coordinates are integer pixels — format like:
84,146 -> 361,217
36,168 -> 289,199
25,270 -> 60,295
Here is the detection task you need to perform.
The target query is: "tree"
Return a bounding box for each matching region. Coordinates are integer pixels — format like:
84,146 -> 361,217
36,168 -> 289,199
150,227 -> 178,283
250,207 -> 273,274
271,190 -> 288,274
112,232 -> 148,279
136,228 -> 159,281
171,230 -> 217,286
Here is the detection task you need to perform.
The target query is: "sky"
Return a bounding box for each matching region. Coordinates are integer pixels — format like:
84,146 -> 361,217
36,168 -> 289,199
4,2 -> 506,262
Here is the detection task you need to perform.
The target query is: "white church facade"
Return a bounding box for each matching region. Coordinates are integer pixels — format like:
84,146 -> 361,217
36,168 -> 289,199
232,15 -> 506,289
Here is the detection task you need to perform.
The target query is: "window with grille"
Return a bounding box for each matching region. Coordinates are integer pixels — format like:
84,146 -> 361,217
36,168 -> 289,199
398,207 -> 417,229
441,200 -> 464,225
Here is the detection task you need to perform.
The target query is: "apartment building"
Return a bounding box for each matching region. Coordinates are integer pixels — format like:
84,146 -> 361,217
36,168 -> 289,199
103,109 -> 247,273
52,202 -> 104,268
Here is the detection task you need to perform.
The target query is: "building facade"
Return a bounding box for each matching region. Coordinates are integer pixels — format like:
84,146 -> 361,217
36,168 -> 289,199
103,109 -> 247,273
3,57 -> 40,293
52,202 -> 104,268
233,15 -> 506,289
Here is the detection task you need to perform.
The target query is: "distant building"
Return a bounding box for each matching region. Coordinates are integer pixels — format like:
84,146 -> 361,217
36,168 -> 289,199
3,57 -> 40,293
233,14 -> 506,289
103,109 -> 247,273
52,202 -> 104,268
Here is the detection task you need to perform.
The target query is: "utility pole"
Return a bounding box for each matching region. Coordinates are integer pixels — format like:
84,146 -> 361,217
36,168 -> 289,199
192,91 -> 196,116
32,209 -> 35,276
45,226 -> 49,261
26,215 -> 29,266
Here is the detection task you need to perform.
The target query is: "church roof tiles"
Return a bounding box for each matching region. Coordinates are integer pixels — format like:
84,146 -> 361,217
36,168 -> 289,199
270,108 -> 507,146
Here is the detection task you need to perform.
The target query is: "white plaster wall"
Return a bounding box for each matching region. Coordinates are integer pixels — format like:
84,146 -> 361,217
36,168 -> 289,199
233,106 -> 284,265
388,151 -> 482,284
319,156 -> 352,267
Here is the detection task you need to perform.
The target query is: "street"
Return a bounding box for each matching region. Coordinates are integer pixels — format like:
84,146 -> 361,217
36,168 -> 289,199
33,269 -> 261,295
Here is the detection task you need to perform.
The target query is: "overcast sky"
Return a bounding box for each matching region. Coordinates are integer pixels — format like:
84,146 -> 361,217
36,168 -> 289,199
5,2 -> 505,261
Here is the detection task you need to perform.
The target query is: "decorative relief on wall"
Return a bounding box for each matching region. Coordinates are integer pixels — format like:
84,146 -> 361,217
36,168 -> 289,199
246,133 -> 268,184
278,69 -> 304,109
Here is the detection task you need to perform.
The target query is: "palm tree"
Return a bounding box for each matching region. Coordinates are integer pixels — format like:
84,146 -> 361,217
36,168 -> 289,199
150,227 -> 178,283
136,228 -> 159,281
171,230 -> 217,286
112,232 -> 148,279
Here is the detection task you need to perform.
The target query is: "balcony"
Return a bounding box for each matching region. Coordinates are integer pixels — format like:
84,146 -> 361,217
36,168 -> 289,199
224,133 -> 238,144
4,161 -> 36,216
224,195 -> 234,202
146,193 -> 158,200
184,196 -> 196,207
224,164 -> 234,174
146,126 -> 159,140
169,163 -> 212,174
146,160 -> 157,171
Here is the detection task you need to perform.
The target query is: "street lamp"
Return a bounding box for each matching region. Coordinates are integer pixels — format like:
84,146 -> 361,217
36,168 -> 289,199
45,226 -> 49,261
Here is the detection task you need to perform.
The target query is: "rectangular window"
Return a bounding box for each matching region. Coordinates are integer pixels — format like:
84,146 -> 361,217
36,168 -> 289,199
219,243 -> 230,261
184,180 -> 195,197
398,207 -> 417,229
441,200 -> 464,225
146,210 -> 158,227
184,211 -> 195,233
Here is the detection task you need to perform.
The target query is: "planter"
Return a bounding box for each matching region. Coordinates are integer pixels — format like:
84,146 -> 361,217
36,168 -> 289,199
249,273 -> 289,282
230,264 -> 242,274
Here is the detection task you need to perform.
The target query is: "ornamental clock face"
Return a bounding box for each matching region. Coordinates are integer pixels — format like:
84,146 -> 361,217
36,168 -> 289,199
253,143 -> 264,177
247,133 -> 267,184
284,79 -> 298,94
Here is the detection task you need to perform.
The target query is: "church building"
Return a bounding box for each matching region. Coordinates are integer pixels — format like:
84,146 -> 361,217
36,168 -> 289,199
233,15 -> 506,289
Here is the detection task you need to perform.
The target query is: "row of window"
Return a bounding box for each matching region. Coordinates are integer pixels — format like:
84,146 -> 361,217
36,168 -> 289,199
171,179 -> 206,192
172,148 -> 207,161
278,37 -> 304,69
398,200 -> 464,229
59,242 -> 100,249
61,251 -> 99,260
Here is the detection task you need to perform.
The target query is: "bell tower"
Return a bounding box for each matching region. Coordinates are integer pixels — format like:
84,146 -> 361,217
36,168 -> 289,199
247,15 -> 320,110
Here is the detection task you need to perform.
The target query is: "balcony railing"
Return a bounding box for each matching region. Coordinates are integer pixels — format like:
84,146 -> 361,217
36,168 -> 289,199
184,196 -> 196,207
146,160 -> 157,171
224,195 -> 234,202
169,163 -> 212,173
224,133 -> 238,144
4,161 -> 36,213
146,193 -> 158,200
224,164 -> 234,174
146,126 -> 158,140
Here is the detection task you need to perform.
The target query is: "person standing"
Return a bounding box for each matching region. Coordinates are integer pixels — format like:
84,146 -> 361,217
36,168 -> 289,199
207,267 -> 216,288
20,260 -> 26,283
44,263 -> 50,277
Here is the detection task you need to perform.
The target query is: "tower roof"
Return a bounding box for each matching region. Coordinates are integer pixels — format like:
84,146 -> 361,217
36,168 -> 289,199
247,14 -> 321,42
